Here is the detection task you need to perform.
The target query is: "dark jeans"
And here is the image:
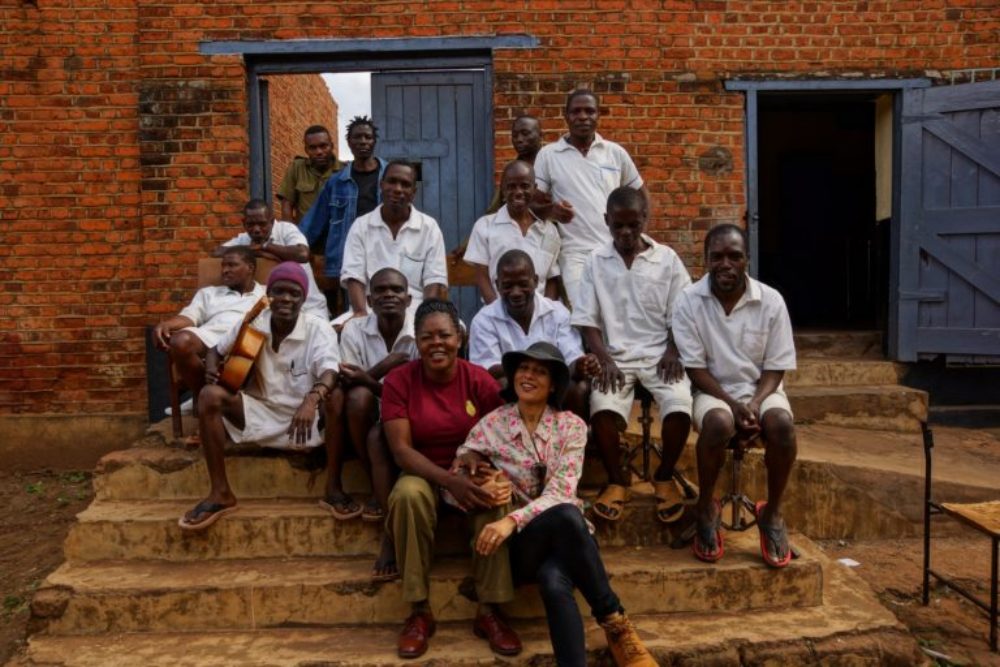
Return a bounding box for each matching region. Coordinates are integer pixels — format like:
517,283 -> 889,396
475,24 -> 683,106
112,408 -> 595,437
509,503 -> 622,667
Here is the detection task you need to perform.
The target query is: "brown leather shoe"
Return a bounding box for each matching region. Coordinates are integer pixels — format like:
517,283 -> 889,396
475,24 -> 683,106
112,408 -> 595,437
397,610 -> 436,659
473,610 -> 522,656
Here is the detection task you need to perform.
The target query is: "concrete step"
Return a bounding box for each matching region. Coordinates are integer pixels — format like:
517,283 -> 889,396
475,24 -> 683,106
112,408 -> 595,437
33,532 -> 822,635
24,537 -> 922,666
64,494 -> 697,563
787,384 -> 927,432
794,330 -> 884,359
784,358 -> 903,387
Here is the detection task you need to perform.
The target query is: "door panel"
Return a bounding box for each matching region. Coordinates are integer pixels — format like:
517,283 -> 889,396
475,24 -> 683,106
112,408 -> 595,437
372,70 -> 491,327
893,80 -> 1000,361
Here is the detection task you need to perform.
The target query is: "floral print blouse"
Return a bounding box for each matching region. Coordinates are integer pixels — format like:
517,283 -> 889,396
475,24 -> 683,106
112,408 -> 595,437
457,403 -> 589,531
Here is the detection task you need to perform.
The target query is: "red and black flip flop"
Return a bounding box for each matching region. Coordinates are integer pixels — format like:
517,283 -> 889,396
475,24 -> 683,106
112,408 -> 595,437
755,501 -> 792,568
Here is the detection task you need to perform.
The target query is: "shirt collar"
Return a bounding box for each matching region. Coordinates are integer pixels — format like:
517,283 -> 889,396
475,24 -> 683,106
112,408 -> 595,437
494,204 -> 542,228
692,273 -> 761,306
512,404 -> 557,445
596,235 -> 661,263
372,205 -> 423,231
493,293 -> 553,326
554,132 -> 606,152
362,309 -> 415,341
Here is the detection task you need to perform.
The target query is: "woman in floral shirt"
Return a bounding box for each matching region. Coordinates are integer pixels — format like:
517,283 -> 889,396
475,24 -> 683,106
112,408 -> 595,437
456,341 -> 656,667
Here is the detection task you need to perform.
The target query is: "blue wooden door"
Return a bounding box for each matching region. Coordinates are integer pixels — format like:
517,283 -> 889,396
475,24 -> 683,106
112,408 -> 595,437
371,70 -> 492,327
892,80 -> 1000,362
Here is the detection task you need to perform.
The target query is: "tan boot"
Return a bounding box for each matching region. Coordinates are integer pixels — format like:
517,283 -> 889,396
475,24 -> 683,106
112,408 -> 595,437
599,612 -> 657,666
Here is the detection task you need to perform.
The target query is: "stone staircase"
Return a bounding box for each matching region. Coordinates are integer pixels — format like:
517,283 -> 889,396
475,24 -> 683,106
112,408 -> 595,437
20,329 -> 930,666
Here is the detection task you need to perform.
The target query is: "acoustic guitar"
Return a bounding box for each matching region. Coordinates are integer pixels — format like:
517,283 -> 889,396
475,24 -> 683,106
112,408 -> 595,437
218,296 -> 270,393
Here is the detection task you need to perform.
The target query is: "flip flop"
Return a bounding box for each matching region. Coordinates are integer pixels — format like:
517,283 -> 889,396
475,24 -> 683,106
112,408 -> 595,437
319,492 -> 363,520
755,501 -> 792,568
692,500 -> 724,563
592,484 -> 629,522
653,479 -> 685,524
178,500 -> 237,532
362,498 -> 386,523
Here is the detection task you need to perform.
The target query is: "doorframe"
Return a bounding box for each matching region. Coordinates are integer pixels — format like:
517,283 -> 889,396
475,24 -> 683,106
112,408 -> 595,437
199,35 -> 538,200
723,78 -> 929,282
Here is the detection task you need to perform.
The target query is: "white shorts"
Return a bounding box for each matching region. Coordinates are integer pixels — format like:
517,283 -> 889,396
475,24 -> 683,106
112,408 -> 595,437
590,364 -> 693,430
558,252 -> 588,309
181,324 -> 225,350
223,392 -> 324,450
692,390 -> 793,432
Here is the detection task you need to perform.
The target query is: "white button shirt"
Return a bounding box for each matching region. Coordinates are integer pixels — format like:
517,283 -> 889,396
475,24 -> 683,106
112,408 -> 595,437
570,237 -> 691,365
533,133 -> 644,257
178,282 -> 266,346
339,310 -> 418,374
463,204 -> 561,296
223,220 -> 329,319
470,294 -> 584,371
672,275 -> 797,401
216,310 -> 340,411
340,205 -> 449,306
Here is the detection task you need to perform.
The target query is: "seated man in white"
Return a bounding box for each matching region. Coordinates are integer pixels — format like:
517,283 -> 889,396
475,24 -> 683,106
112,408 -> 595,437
463,160 -> 562,303
212,197 -> 329,319
178,262 -> 340,531
571,187 -> 695,525
152,246 -> 264,419
672,223 -> 797,568
325,268 -> 420,581
469,249 -> 597,419
340,160 -> 448,321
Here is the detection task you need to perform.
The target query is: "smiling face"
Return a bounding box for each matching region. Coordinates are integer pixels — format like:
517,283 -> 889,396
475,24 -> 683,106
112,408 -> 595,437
416,311 -> 461,376
267,280 -> 305,326
243,206 -> 273,245
347,123 -> 376,162
304,131 -> 335,171
564,93 -> 599,144
502,161 -> 535,216
380,163 -> 417,217
706,230 -> 749,295
513,359 -> 553,407
368,269 -> 410,318
496,259 -> 537,320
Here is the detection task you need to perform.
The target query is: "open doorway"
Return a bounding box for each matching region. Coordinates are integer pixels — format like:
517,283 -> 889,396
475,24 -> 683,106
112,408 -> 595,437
756,93 -> 890,331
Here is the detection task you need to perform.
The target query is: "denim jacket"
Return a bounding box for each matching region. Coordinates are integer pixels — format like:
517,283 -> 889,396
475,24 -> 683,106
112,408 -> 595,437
299,157 -> 388,277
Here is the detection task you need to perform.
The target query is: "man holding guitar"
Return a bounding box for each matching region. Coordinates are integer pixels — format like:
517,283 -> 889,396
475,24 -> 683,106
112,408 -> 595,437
179,261 -> 340,531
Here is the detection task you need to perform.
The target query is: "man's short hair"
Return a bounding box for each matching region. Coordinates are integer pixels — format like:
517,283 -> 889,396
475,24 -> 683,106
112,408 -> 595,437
565,89 -> 599,112
346,115 -> 379,140
303,125 -> 331,139
221,245 -> 257,269
703,223 -> 749,256
496,248 -> 536,276
243,198 -> 271,217
502,159 -> 534,179
512,114 -> 539,126
382,159 -> 417,182
606,186 -> 645,214
370,266 -> 408,291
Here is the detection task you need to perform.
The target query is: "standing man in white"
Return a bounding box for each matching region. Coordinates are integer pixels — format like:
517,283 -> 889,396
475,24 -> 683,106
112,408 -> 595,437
533,89 -> 649,307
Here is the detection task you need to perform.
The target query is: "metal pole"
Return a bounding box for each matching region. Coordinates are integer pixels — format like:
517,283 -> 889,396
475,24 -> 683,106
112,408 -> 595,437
922,422 -> 933,605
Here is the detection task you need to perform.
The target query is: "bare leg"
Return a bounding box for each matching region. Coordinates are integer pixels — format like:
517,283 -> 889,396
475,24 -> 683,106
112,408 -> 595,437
562,379 -> 590,424
653,411 -> 691,481
183,384 -> 243,521
760,409 -> 797,520
169,330 -> 208,414
322,386 -> 348,499
591,411 -> 629,488
693,409 -> 734,520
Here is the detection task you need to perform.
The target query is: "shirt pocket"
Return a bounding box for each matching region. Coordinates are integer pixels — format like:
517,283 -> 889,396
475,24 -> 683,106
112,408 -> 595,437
329,196 -> 350,226
741,327 -> 768,365
399,253 -> 425,289
597,165 -> 621,191
633,270 -> 665,316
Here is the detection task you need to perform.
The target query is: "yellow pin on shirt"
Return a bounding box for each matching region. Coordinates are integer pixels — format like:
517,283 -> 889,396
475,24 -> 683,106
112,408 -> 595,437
465,400 -> 477,417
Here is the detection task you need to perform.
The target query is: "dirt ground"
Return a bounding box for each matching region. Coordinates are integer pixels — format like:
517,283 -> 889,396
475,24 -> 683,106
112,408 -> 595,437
1,469 -> 998,665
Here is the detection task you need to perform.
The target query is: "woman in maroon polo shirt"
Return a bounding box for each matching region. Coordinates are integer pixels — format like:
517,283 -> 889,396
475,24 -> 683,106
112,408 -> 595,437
379,299 -> 521,660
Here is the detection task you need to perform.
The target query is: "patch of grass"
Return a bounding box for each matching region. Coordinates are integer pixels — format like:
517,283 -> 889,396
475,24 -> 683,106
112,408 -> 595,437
59,471 -> 88,485
24,481 -> 43,495
1,595 -> 26,619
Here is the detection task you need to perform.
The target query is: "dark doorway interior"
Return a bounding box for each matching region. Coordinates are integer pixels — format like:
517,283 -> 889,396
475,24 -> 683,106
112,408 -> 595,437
757,94 -> 886,330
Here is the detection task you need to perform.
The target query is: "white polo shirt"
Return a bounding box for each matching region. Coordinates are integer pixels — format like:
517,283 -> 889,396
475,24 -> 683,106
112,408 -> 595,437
223,220 -> 329,319
216,310 -> 340,412
533,133 -> 644,258
570,236 -> 691,365
463,204 -> 561,295
339,310 -> 418,374
178,282 -> 266,347
672,275 -> 797,401
470,294 -> 584,371
340,205 -> 449,306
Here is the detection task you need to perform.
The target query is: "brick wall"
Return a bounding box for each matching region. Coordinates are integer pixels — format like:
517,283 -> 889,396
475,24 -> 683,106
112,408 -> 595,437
1,0 -> 997,426
263,74 -> 339,215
